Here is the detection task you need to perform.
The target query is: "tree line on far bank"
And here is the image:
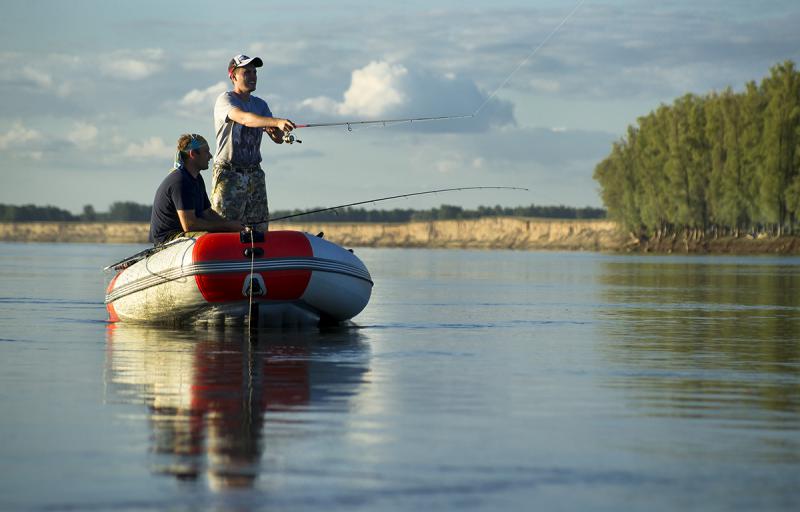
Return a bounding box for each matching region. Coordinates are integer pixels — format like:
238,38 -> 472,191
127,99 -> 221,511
0,202 -> 605,223
0,202 -> 151,222
593,60 -> 800,238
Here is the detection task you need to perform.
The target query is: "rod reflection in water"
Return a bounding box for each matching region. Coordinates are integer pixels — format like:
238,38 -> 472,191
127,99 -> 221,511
105,324 -> 370,490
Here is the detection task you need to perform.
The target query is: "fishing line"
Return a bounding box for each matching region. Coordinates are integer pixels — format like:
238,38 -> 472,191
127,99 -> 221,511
473,0 -> 586,117
289,0 -> 585,137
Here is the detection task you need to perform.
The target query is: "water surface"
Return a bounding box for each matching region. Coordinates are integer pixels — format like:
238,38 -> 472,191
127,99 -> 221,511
0,243 -> 798,511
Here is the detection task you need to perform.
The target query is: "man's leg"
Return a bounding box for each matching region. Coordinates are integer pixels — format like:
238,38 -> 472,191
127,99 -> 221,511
211,165 -> 247,222
243,167 -> 269,232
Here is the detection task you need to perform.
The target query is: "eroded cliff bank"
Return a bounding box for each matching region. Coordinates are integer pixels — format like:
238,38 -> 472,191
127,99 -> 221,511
632,234 -> 800,254
0,218 -> 626,251
5,219 -> 800,253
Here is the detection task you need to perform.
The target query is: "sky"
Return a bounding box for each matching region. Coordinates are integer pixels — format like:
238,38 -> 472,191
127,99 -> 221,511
1,0 -> 799,214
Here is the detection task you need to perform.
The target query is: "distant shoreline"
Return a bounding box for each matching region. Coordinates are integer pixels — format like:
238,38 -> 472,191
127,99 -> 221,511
2,220 -> 800,254
0,219 -> 624,251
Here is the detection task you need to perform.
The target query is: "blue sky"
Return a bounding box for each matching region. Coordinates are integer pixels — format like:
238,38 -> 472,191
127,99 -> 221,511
1,0 -> 799,213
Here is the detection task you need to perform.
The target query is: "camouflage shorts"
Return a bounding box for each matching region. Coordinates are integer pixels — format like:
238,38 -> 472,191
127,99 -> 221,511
211,163 -> 269,231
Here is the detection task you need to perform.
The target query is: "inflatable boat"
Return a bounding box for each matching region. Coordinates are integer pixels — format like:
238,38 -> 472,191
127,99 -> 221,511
104,231 -> 372,327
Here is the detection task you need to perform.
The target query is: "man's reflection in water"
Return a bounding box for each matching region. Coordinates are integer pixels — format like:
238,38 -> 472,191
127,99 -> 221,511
105,324 -> 370,491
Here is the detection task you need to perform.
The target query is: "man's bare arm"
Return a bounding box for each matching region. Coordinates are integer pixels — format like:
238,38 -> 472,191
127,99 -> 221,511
177,209 -> 242,233
227,108 -> 295,132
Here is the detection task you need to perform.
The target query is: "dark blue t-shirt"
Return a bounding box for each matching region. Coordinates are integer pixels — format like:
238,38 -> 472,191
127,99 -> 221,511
149,168 -> 212,244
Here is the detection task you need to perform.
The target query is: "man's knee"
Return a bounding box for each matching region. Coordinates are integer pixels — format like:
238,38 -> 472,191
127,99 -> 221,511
211,170 -> 247,220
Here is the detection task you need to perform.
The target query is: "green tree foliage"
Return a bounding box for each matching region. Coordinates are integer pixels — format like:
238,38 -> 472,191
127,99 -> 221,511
106,201 -> 152,222
0,202 -> 152,222
634,107 -> 671,236
761,61 -> 800,234
594,60 -> 800,237
273,204 -> 606,223
0,204 -> 76,221
81,204 -> 97,222
2,202 -> 604,223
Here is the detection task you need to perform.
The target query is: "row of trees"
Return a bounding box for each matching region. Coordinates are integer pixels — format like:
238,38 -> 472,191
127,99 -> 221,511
0,202 -> 151,222
2,202 -> 605,223
273,204 -> 605,222
594,60 -> 800,237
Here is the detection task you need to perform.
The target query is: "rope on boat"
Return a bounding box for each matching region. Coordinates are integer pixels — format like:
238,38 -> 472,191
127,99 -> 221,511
247,228 -> 256,333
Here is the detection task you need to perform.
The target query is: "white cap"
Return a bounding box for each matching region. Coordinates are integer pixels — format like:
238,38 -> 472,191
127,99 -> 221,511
228,54 -> 263,77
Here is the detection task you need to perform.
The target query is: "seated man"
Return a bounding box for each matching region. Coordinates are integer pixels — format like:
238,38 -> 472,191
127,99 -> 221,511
149,134 -> 243,245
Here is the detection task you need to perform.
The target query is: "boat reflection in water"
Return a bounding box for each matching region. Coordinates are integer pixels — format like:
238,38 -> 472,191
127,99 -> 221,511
105,323 -> 370,491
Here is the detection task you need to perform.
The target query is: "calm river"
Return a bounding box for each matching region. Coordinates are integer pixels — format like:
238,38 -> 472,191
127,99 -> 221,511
0,242 -> 798,511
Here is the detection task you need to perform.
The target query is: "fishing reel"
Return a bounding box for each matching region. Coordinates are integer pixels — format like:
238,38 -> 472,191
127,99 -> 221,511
283,132 -> 302,144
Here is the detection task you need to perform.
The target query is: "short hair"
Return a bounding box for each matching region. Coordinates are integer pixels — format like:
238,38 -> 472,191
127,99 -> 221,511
176,133 -> 208,154
228,62 -> 248,83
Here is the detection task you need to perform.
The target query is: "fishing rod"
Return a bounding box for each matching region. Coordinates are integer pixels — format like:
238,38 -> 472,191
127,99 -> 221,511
282,114 -> 474,143
254,186 -> 529,223
296,114 -> 474,130
103,237 -> 187,272
103,187 -> 528,270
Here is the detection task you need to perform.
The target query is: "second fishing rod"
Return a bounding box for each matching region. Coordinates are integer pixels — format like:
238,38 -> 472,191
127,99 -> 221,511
242,186 -> 529,226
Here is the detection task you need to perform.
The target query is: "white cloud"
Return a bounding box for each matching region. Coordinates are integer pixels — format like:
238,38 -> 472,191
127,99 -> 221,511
181,49 -> 231,71
103,49 -> 165,80
19,66 -> 72,97
172,81 -> 228,118
415,148 -> 488,175
0,121 -> 42,150
179,81 -> 227,107
303,61 -> 408,118
300,96 -> 340,114
340,61 -> 408,116
249,41 -> 309,66
298,60 -> 514,132
530,78 -> 561,93
66,121 -> 98,148
123,137 -> 171,160
434,156 -> 459,174
106,59 -> 160,80
21,67 -> 54,89
0,121 -> 46,161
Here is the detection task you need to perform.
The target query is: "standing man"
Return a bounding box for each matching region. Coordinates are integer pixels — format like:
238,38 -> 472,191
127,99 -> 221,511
150,134 -> 243,245
211,54 -> 296,231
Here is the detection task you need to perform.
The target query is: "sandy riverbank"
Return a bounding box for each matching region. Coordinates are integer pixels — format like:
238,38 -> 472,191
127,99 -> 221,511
0,218 -> 626,251
6,219 -> 800,253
